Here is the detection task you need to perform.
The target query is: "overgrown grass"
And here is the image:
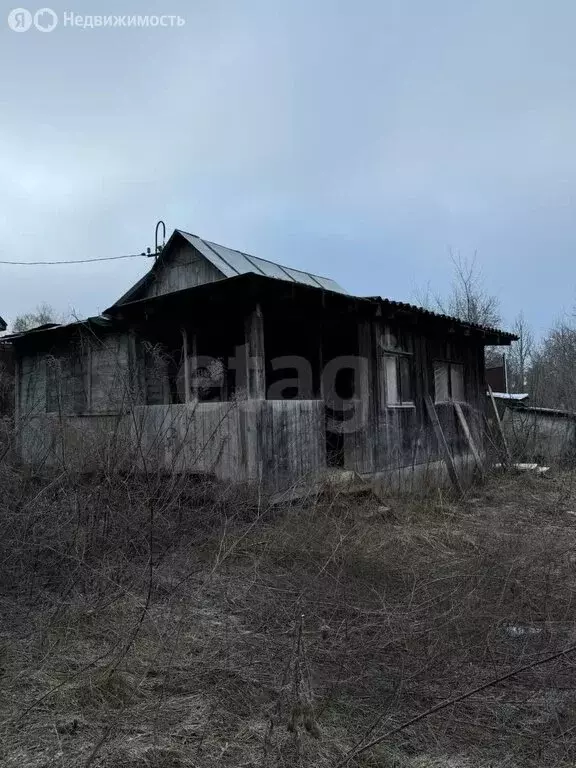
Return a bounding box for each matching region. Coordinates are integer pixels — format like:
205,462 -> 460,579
2,461 -> 576,766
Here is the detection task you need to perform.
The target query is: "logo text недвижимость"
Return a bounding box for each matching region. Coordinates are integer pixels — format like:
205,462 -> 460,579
7,8 -> 185,31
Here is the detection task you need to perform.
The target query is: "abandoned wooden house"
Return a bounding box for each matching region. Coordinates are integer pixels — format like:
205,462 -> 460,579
6,229 -> 516,490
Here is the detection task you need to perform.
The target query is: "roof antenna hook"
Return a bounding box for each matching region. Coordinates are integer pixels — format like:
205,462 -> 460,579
155,220 -> 166,259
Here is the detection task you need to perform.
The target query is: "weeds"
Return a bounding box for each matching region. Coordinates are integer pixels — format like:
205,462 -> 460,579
2,456 -> 576,766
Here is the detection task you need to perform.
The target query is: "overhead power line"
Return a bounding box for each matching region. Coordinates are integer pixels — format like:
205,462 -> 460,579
0,253 -> 148,266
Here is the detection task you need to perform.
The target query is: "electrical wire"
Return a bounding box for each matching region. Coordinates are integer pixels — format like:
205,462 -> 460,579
0,253 -> 149,265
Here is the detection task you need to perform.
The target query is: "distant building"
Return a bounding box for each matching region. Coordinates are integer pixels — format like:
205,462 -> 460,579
486,354 -> 508,393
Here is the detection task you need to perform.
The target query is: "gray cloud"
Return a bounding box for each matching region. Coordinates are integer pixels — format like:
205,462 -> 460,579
0,0 -> 574,335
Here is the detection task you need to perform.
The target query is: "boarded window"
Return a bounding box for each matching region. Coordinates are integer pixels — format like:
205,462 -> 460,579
434,361 -> 465,403
45,348 -> 89,414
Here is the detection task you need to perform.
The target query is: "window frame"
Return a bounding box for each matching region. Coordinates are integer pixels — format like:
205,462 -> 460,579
433,359 -> 466,404
379,325 -> 415,408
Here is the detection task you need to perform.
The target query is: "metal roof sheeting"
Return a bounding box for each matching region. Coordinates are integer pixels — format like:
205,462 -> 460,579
177,230 -> 348,295
3,315 -> 112,341
374,298 -> 516,340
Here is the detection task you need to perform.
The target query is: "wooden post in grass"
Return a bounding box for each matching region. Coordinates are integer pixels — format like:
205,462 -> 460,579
454,401 -> 484,477
487,385 -> 511,466
424,394 -> 463,494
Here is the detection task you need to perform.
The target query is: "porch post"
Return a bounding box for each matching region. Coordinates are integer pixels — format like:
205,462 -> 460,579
14,357 -> 20,428
181,327 -> 200,403
189,332 -> 198,402
357,319 -> 375,471
244,303 -> 266,400
181,328 -> 190,403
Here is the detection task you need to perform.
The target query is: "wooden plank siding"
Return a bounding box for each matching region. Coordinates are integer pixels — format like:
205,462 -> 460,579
341,319 -> 486,474
14,300 -> 488,490
130,400 -> 325,488
139,242 -> 225,300
18,333 -> 132,418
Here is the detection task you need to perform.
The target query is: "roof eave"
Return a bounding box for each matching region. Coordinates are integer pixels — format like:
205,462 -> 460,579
105,272 -> 518,344
3,315 -> 116,344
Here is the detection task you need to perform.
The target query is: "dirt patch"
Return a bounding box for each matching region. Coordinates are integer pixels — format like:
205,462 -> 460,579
2,467 -> 576,766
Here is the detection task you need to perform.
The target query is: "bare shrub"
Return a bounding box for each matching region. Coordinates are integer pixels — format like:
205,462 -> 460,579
2,436 -> 576,766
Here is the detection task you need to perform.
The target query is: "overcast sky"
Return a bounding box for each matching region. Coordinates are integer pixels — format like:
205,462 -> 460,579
0,0 -> 574,336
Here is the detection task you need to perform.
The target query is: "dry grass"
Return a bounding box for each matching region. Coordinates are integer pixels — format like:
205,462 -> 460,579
2,461 -> 576,767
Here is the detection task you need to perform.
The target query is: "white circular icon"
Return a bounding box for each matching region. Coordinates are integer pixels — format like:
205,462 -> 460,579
7,8 -> 32,31
34,7 -> 57,31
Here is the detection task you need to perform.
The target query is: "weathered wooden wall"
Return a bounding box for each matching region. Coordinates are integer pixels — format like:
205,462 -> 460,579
140,242 -> 224,300
0,344 -> 14,417
17,330 -> 134,470
17,331 -> 132,419
131,400 -> 325,489
340,319 -> 485,475
19,413 -> 128,470
13,303 -> 489,491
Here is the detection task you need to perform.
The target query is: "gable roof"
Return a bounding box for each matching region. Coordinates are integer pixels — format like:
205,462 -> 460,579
0,316 -> 6,332
115,229 -> 347,305
178,231 -> 347,293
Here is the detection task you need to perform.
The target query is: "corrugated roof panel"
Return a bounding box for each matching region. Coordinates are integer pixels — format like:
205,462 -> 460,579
281,268 -> 323,289
246,255 -> 295,281
313,276 -> 348,293
176,229 -> 348,294
204,241 -> 258,276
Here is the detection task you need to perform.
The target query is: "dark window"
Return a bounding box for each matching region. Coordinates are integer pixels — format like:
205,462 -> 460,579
434,361 -> 465,403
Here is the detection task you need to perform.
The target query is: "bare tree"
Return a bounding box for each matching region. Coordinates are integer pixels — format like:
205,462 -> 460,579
439,251 -> 501,328
507,312 -> 534,393
12,303 -> 61,333
421,250 -> 503,368
529,319 -> 576,410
